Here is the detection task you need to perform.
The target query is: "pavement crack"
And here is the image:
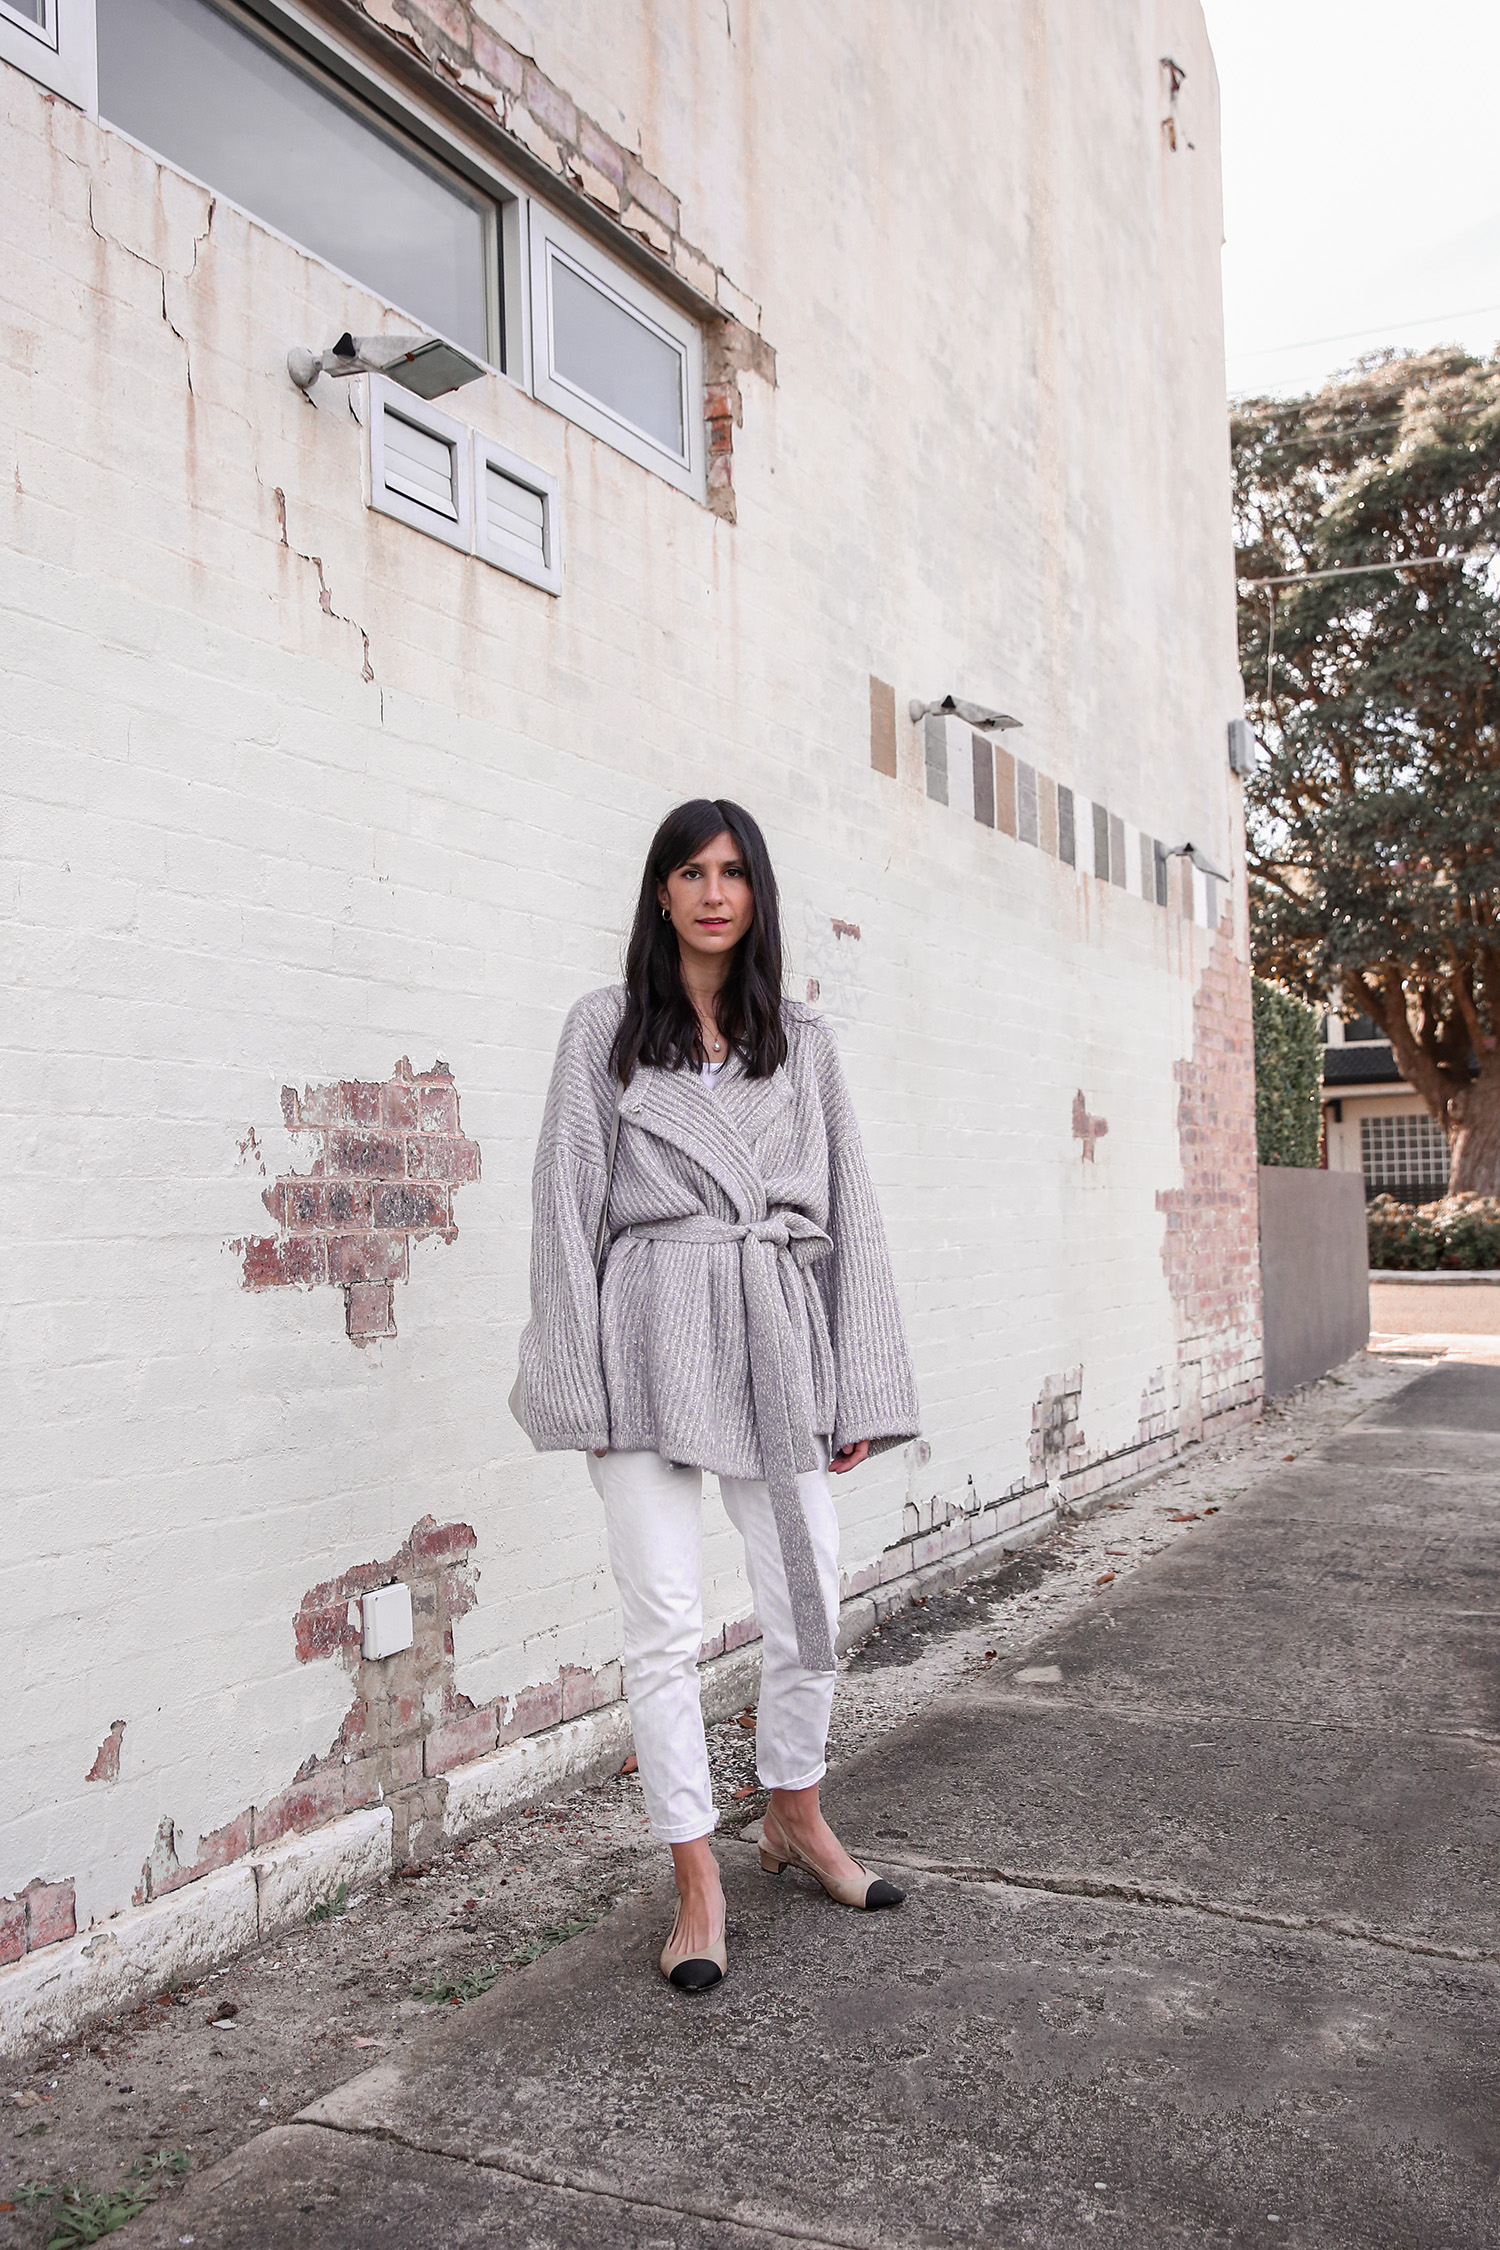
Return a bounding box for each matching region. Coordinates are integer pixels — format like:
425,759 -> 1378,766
973,1687 -> 1500,1748
300,2118 -> 877,2249
852,1849 -> 1500,1965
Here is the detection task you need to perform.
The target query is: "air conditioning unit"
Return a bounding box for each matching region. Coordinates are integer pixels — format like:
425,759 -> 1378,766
1227,718 -> 1261,776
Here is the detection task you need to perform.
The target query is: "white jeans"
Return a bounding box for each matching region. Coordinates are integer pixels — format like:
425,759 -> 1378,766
587,1446 -> 842,1844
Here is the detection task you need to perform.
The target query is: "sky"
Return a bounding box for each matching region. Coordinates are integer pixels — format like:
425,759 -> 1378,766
1201,1 -> 1500,401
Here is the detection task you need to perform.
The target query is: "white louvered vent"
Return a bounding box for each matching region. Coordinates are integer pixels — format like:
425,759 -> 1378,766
383,411 -> 459,519
367,374 -> 472,553
473,438 -> 561,595
486,465 -> 544,561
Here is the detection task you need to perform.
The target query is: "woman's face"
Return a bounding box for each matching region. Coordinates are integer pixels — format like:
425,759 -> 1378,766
657,829 -> 755,966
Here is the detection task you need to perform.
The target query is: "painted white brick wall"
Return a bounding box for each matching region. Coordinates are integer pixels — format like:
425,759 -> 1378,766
1,0 -> 1252,1935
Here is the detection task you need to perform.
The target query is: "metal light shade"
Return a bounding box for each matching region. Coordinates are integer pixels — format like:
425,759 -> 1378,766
287,331 -> 485,400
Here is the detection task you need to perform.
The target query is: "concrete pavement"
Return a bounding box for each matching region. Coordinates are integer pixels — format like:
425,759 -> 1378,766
135,1364 -> 1500,2248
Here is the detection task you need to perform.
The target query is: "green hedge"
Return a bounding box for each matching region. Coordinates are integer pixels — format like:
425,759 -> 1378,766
1368,1192 -> 1500,1270
1252,978 -> 1322,1167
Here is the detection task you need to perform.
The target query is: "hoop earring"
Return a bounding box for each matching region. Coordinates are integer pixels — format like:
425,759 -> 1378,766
660,905 -> 670,922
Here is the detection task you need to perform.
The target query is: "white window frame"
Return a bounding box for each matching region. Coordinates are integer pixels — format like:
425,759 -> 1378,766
366,375 -> 473,555
17,0 -> 711,507
472,436 -> 561,596
529,205 -> 704,501
0,0 -> 96,111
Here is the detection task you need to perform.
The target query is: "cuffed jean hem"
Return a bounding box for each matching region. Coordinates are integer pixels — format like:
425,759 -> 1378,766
649,1811 -> 723,1846
758,1760 -> 827,1793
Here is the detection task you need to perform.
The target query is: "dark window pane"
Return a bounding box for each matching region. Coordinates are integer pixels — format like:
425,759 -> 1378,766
549,251 -> 684,458
98,0 -> 489,358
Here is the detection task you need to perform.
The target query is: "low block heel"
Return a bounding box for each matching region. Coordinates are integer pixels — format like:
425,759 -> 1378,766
759,1811 -> 905,1911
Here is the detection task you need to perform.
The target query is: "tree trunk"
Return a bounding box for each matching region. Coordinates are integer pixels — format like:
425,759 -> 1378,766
1448,1051 -> 1500,1193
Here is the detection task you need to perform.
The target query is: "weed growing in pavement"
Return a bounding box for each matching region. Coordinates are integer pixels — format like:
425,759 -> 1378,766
306,1881 -> 350,1925
509,1918 -> 596,1966
129,2151 -> 191,2186
413,1964 -> 500,2006
20,2151 -> 190,2246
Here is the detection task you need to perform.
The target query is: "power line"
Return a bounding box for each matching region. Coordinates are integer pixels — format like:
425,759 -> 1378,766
1239,555 -> 1484,589
1233,398 -> 1500,464
1237,553 -> 1497,701
1231,300 -> 1500,362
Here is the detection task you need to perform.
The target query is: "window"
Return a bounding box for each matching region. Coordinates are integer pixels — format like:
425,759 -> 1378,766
1360,1112 -> 1449,1192
96,0 -> 499,363
0,0 -> 95,108
10,0 -> 710,506
530,207 -> 703,498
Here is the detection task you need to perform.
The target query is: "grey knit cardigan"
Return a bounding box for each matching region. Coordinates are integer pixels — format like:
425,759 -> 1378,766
514,985 -> 921,1669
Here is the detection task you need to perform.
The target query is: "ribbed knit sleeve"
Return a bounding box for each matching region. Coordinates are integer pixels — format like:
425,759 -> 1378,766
809,1018 -> 921,1457
513,992 -> 621,1454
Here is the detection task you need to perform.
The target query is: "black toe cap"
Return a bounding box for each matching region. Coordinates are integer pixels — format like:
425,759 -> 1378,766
668,1957 -> 724,1991
864,1878 -> 905,1909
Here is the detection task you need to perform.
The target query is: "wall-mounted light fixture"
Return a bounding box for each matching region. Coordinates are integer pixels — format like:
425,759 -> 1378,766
1167,841 -> 1230,882
908,694 -> 1022,731
287,331 -> 485,401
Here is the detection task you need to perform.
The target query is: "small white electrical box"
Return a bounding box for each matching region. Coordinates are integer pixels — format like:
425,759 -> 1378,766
361,1582 -> 414,1661
1226,717 -> 1261,777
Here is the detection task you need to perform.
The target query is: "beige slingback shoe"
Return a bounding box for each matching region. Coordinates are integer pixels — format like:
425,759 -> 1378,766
758,1809 -> 904,1910
659,1897 -> 727,1992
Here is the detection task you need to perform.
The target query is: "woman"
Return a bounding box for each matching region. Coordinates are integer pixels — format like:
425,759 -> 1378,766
514,799 -> 920,1991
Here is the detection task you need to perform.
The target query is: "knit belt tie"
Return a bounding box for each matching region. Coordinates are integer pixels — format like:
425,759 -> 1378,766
621,1211 -> 836,1673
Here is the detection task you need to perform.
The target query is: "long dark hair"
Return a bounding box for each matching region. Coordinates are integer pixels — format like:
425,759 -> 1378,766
610,798 -> 787,1084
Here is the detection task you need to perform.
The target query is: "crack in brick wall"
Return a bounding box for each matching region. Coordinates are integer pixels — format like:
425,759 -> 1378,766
235,1057 -> 479,1342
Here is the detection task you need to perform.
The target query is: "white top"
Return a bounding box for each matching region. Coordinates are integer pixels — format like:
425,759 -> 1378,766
701,1056 -> 725,1086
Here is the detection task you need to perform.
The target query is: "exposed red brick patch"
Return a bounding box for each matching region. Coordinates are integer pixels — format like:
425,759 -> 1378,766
497,1676 -> 563,1746
237,1058 -> 479,1343
294,1517 -> 478,1665
142,1810 -> 255,1902
1072,1090 -> 1109,1161
0,1895 -> 24,1965
254,1768 -> 345,1848
86,1718 -> 126,1784
1156,921 -> 1264,1426
23,1877 -> 76,1950
424,1707 -> 499,1776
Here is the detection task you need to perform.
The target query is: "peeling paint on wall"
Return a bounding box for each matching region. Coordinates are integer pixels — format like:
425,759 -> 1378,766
1071,1090 -> 1109,1161
85,1722 -> 126,1785
1157,923 -> 1263,1428
0,1878 -> 76,1963
235,1059 -> 480,1342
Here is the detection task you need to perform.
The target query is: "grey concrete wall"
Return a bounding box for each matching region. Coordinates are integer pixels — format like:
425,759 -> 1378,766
1258,1169 -> 1370,1397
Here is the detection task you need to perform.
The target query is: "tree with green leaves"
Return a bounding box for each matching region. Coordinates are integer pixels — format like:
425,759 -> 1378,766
1233,346 -> 1500,1191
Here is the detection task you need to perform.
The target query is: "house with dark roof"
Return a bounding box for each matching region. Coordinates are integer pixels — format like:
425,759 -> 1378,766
1322,1015 -> 1451,1203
